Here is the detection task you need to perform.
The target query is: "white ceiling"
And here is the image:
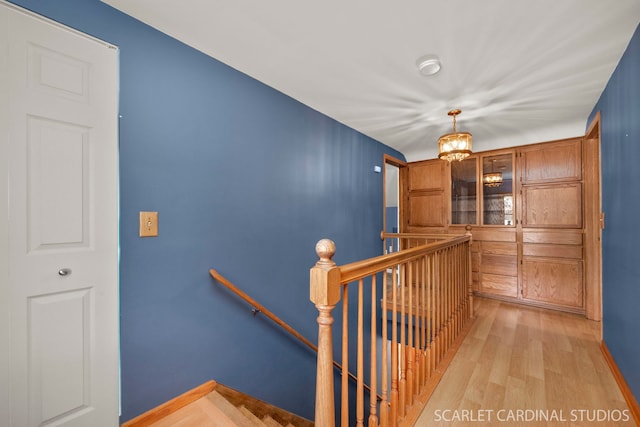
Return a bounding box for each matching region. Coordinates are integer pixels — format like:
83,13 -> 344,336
101,0 -> 640,161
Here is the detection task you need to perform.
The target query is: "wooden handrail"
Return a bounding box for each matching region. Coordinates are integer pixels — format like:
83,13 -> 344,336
340,235 -> 470,283
209,268 -> 381,401
311,234 -> 474,427
210,268 -> 317,350
380,231 -> 460,241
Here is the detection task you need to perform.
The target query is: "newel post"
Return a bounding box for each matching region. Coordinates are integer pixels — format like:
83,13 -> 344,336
465,225 -> 474,318
310,239 -> 341,427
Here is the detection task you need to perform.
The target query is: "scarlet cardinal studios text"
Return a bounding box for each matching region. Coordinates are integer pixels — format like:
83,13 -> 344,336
433,408 -> 630,423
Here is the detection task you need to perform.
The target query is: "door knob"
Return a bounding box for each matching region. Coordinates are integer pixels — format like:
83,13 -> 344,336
58,268 -> 72,277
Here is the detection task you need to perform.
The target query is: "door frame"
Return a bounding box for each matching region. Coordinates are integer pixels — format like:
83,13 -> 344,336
584,112 -> 603,322
382,154 -> 406,254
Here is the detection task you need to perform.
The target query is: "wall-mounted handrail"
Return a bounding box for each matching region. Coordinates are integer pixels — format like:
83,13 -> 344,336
210,268 -> 317,350
209,268 -> 381,401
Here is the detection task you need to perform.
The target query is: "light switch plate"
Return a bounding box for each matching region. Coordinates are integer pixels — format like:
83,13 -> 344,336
139,211 -> 158,237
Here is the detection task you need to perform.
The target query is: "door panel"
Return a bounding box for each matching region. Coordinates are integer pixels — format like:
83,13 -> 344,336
28,117 -> 90,250
29,289 -> 92,424
1,4 -> 119,426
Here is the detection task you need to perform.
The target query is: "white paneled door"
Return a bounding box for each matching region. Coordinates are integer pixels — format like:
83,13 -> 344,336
0,3 -> 119,426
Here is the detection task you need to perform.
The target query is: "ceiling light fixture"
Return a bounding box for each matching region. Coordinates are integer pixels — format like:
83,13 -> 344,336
416,54 -> 441,76
438,109 -> 472,162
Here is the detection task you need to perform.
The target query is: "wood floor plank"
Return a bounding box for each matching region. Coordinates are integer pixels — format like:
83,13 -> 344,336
415,298 -> 634,426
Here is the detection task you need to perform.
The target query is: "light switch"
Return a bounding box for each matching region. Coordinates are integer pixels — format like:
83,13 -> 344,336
139,211 -> 158,237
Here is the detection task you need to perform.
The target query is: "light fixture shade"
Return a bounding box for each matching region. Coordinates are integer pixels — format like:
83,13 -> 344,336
438,132 -> 472,162
438,109 -> 472,162
483,171 -> 503,187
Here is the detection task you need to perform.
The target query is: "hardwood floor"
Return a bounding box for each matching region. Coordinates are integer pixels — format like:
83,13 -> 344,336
415,298 -> 635,426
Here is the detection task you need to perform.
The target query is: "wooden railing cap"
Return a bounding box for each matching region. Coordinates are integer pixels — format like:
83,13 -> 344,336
315,239 -> 336,267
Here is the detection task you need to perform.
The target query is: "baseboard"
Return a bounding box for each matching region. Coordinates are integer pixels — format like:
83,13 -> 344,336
121,380 -> 217,427
600,341 -> 640,426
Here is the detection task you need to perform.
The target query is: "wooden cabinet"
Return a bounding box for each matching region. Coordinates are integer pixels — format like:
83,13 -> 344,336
402,137 -> 586,314
519,138 -> 584,311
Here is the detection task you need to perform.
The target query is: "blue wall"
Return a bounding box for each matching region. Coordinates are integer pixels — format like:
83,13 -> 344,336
9,0 -> 405,422
588,23 -> 640,404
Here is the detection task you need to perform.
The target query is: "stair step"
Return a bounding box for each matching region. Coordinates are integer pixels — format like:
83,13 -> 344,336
207,391 -> 256,427
262,415 -> 282,427
195,397 -> 238,427
238,405 -> 268,427
123,380 -> 311,427
148,397 -> 228,427
214,384 -> 313,427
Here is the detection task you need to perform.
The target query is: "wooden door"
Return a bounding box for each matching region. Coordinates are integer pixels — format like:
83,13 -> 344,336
0,4 -> 119,426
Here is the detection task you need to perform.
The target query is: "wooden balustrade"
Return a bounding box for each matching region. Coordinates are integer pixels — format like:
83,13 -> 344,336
310,233 -> 475,427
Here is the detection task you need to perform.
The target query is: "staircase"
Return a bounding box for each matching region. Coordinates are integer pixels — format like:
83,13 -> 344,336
122,381 -> 314,427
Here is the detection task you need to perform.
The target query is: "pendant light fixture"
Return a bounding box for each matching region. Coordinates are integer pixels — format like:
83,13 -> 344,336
483,159 -> 503,187
438,109 -> 472,162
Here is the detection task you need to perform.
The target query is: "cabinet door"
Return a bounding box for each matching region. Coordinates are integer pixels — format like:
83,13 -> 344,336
406,160 -> 448,229
521,230 -> 584,309
482,153 -> 514,226
409,160 -> 446,191
520,139 -> 582,184
409,193 -> 445,227
522,258 -> 584,308
521,183 -> 582,228
451,157 -> 478,225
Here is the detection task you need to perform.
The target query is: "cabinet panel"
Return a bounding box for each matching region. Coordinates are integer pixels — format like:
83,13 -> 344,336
481,241 -> 517,256
481,273 -> 517,298
522,183 -> 582,228
520,139 -> 582,183
408,193 -> 445,227
409,160 -> 445,191
523,243 -> 582,259
471,229 -> 516,242
481,254 -> 517,276
522,258 -> 583,308
522,230 -> 583,245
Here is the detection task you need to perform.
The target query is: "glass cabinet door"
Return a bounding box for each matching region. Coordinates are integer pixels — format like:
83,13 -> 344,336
451,157 -> 477,224
482,154 -> 514,225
